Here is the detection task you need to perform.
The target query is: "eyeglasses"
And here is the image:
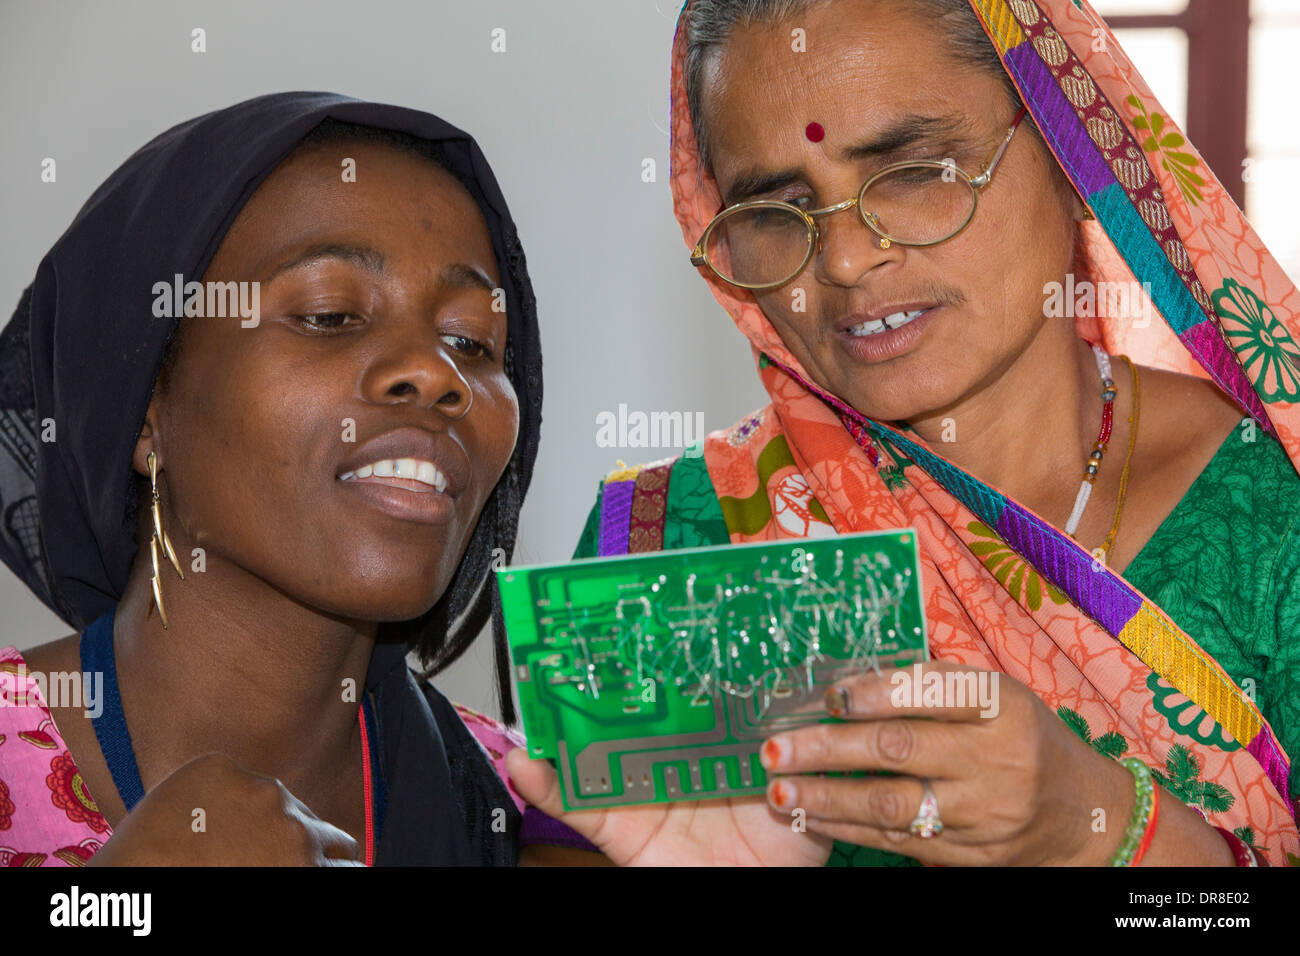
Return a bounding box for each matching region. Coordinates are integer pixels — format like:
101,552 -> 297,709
690,107 -> 1029,290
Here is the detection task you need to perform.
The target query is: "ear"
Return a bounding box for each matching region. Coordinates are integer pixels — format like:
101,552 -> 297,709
132,397 -> 162,477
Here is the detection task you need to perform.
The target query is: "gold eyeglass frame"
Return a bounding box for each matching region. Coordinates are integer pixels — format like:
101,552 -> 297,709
690,106 -> 1030,291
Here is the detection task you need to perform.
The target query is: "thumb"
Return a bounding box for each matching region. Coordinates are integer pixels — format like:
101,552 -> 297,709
506,747 -> 609,843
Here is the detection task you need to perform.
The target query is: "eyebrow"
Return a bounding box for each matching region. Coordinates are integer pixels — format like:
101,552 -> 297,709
263,243 -> 497,294
263,243 -> 387,285
721,114 -> 974,205
439,262 -> 498,295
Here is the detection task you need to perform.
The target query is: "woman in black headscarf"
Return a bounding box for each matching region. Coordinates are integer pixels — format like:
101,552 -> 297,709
0,91 -> 574,865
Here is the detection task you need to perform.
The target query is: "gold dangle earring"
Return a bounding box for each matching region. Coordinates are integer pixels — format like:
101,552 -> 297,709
146,451 -> 184,628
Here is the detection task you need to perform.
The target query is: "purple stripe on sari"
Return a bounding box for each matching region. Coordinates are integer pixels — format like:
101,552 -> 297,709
1004,42 -> 1115,198
996,501 -> 1142,636
1247,729 -> 1295,817
597,478 -> 636,557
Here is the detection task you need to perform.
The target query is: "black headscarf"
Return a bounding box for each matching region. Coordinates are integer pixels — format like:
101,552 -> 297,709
0,93 -> 544,862
0,91 -> 542,719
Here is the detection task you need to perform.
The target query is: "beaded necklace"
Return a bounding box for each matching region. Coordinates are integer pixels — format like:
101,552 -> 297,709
1065,345 -> 1141,565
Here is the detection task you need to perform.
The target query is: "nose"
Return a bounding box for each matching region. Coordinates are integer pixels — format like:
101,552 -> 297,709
361,327 -> 473,418
812,204 -> 901,288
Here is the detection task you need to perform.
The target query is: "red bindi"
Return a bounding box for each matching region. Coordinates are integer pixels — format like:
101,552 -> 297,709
805,122 -> 825,142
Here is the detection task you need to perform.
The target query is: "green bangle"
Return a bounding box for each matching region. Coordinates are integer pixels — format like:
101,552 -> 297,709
1109,757 -> 1155,867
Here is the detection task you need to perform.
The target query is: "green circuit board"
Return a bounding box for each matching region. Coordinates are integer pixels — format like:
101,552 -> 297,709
497,530 -> 928,810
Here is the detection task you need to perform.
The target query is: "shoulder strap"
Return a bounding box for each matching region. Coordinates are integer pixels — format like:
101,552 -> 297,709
80,609 -> 146,812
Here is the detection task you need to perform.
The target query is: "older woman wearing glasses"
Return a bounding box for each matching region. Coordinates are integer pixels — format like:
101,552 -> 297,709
510,0 -> 1300,868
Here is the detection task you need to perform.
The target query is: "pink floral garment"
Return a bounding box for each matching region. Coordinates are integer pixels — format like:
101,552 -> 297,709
0,646 -> 106,866
0,645 -> 536,865
451,702 -> 529,814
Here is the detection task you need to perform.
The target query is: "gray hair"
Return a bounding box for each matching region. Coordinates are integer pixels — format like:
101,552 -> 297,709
684,0 -> 1021,172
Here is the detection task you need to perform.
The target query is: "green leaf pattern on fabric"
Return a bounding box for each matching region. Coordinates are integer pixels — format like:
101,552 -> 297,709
1127,94 -> 1205,205
967,521 -> 1069,612
1151,744 -> 1235,814
1212,279 -> 1300,404
1232,825 -> 1268,853
1057,705 -> 1130,760
1058,704 -> 1238,817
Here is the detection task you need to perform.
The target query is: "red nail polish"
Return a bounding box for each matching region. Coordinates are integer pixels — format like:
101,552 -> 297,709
825,686 -> 848,717
763,739 -> 781,767
771,781 -> 788,807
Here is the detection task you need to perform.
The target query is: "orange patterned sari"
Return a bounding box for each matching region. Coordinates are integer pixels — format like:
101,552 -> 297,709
663,0 -> 1300,862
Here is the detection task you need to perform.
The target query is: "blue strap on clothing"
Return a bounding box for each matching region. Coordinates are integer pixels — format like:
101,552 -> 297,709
79,609 -> 146,811
78,608 -> 385,832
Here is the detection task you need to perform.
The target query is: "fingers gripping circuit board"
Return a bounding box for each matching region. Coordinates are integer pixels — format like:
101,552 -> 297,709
498,530 -> 928,810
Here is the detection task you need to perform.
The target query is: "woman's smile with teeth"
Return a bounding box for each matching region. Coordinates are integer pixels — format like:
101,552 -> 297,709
848,309 -> 927,336
339,458 -> 449,493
